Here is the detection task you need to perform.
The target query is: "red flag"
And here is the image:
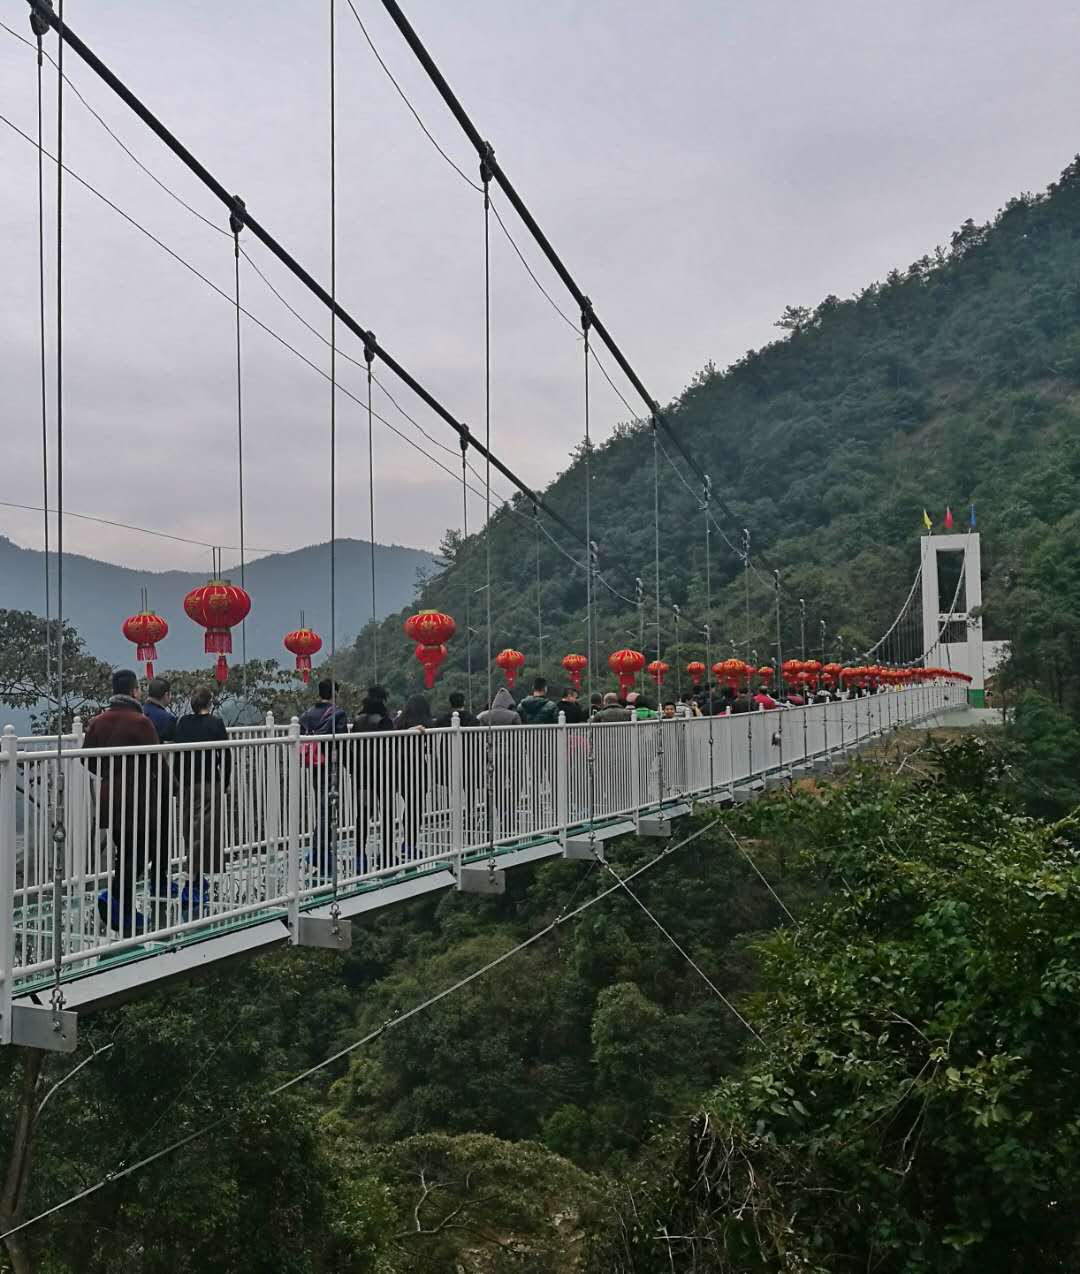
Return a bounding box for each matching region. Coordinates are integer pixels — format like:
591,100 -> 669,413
944,506 -> 954,530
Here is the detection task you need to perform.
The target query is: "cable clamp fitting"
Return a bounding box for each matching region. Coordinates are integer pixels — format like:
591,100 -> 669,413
229,195 -> 246,253
363,332 -> 377,366
30,0 -> 53,41
458,422 -> 470,454
479,140 -> 496,187
580,296 -> 594,335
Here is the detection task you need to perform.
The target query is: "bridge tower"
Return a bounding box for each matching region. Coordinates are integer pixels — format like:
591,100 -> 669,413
919,530 -> 985,707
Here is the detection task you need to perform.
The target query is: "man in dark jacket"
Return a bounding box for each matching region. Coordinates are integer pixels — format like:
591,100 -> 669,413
300,679 -> 349,877
82,668 -> 164,934
351,686 -> 394,873
142,677 -> 176,741
517,678 -> 556,725
557,687 -> 586,724
433,690 -> 479,728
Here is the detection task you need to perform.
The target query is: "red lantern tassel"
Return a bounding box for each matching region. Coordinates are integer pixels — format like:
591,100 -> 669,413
205,629 -> 232,656
297,655 -> 312,683
215,655 -> 229,684
137,642 -> 158,681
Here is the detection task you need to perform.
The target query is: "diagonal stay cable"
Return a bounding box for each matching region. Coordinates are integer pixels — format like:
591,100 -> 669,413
717,822 -> 798,926
0,817 -> 733,1243
593,847 -> 764,1045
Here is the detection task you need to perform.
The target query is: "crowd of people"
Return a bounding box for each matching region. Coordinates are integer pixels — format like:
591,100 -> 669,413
80,668 -> 878,936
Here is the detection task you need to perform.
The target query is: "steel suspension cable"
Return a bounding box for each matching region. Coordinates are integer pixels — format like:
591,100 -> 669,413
582,310 -> 595,697
533,505 -> 543,674
703,475 -> 715,784
459,437 -> 473,714
229,213 -> 248,697
329,0 -> 340,901
49,0 -> 66,1025
31,9 -> 50,691
482,149 -> 494,712
365,343 -> 378,683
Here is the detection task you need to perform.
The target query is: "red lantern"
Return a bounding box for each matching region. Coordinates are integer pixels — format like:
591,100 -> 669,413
404,609 -> 456,647
756,665 -> 774,684
561,653 -> 587,689
121,610 -> 168,679
686,661 -> 706,687
803,659 -> 822,689
781,658 -> 803,687
416,643 -> 448,689
183,579 -> 251,684
495,648 -> 526,690
714,658 -> 749,690
283,627 -> 322,683
404,609 -> 455,690
608,648 -> 645,695
646,659 -> 669,687
821,662 -> 842,688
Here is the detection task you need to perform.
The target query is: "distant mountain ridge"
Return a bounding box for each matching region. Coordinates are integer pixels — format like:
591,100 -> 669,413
0,536 -> 435,668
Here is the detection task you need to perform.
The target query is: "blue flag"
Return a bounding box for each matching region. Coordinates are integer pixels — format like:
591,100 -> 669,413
969,503 -> 977,530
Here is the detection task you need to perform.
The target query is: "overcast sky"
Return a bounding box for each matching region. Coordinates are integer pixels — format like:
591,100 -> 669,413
1,0 -> 1078,573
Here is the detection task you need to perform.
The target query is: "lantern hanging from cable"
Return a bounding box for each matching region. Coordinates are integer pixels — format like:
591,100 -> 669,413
121,589 -> 168,680
715,658 -> 748,690
608,648 -> 645,695
404,608 -> 456,690
416,643 -> 448,689
756,664 -> 774,683
404,609 -> 456,647
561,653 -> 587,689
803,659 -> 822,689
686,660 -> 706,687
495,648 -> 526,690
183,576 -> 251,684
283,613 -> 322,683
781,658 -> 803,687
821,662 -> 842,688
646,659 -> 669,687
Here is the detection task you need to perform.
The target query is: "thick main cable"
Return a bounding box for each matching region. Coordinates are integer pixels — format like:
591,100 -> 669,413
376,0 -> 752,546
23,0 -> 579,545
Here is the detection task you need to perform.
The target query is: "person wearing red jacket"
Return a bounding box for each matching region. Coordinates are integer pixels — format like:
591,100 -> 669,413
82,668 -> 166,935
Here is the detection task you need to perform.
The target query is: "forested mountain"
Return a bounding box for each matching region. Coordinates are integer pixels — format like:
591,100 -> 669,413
0,535 -> 434,668
339,157 -> 1080,717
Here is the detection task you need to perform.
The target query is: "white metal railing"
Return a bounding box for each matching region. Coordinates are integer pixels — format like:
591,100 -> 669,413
0,682 -> 956,1014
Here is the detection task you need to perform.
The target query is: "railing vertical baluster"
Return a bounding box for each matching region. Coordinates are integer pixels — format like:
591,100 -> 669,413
287,717 -> 301,943
556,710 -> 568,845
0,726 -> 17,1044
630,715 -> 642,832
449,712 -> 464,876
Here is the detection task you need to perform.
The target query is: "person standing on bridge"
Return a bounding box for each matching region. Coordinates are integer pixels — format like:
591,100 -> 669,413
395,694 -> 433,858
143,677 -> 176,742
82,668 -> 166,936
173,685 -> 230,918
352,686 -> 395,872
300,679 -> 348,878
517,677 -> 557,725
478,687 -> 521,839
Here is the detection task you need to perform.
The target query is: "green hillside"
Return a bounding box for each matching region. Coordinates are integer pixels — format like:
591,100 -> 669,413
339,157 -> 1080,715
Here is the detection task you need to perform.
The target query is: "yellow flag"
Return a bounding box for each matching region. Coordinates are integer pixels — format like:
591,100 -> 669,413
922,509 -> 933,532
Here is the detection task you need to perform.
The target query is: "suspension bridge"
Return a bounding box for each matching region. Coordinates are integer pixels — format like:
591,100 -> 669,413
0,0 -> 994,1054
